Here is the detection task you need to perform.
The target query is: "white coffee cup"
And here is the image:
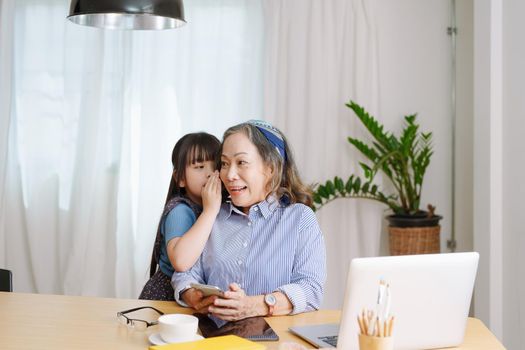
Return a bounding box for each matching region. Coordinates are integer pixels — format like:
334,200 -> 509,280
158,314 -> 199,343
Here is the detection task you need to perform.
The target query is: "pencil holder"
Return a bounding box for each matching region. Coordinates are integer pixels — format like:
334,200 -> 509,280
358,334 -> 394,350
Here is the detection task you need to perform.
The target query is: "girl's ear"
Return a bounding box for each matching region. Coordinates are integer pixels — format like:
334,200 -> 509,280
174,170 -> 185,188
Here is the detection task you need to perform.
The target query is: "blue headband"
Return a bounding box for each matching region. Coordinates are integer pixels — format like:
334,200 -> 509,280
247,120 -> 287,161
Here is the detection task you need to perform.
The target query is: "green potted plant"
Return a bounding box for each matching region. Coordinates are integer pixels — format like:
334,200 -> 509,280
313,101 -> 442,255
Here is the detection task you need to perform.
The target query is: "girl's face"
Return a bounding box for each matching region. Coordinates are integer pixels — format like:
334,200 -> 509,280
179,160 -> 216,205
220,132 -> 273,213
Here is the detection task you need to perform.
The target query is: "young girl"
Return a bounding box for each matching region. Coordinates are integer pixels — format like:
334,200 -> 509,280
139,132 -> 222,301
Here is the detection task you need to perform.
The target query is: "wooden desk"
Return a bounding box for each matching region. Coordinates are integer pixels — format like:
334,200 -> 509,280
0,292 -> 505,350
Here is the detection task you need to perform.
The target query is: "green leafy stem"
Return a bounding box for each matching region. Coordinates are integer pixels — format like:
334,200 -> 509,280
312,101 -> 434,216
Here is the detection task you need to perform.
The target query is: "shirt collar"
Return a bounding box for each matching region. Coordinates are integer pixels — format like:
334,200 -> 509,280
257,195 -> 280,219
224,195 -> 281,220
224,201 -> 244,219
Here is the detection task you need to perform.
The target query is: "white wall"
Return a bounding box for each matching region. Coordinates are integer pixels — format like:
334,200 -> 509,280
474,0 -> 525,347
502,0 -> 525,348
473,0 -> 504,339
374,0 -> 473,255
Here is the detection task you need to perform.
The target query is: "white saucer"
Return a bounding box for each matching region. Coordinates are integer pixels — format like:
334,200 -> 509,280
148,333 -> 204,346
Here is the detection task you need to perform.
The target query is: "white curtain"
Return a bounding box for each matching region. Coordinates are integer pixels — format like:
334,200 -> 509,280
263,0 -> 383,308
2,0 -> 385,307
0,0 -> 263,298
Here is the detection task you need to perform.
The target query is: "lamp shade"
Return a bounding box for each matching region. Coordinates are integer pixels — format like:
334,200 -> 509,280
67,0 -> 185,30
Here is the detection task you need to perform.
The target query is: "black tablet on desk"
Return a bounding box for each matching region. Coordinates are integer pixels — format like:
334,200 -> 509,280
194,313 -> 279,341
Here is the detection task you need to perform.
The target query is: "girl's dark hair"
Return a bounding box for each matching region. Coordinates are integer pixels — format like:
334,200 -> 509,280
221,123 -> 313,207
165,132 -> 221,204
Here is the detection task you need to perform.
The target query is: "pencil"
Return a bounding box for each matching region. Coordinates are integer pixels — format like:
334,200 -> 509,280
376,317 -> 381,337
367,310 -> 373,334
388,316 -> 395,337
361,309 -> 367,334
357,316 -> 365,335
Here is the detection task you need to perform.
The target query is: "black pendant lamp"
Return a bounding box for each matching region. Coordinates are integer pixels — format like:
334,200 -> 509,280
68,0 -> 185,30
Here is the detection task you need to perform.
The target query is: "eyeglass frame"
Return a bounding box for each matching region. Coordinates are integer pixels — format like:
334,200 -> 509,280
116,306 -> 164,330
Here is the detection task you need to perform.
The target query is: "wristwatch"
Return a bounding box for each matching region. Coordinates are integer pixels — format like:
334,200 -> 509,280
264,293 -> 277,316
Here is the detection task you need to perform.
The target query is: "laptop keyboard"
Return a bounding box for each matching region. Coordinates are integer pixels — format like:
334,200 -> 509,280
318,335 -> 338,347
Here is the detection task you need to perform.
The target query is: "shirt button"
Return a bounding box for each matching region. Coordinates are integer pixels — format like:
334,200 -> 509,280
243,242 -> 248,247
254,207 -> 259,211
247,222 -> 252,226
237,260 -> 243,265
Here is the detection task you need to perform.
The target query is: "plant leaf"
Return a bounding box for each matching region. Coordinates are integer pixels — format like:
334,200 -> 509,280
359,163 -> 373,179
318,184 -> 329,199
348,138 -> 380,164
334,176 -> 345,194
346,101 -> 394,152
326,180 -> 335,196
352,177 -> 361,194
345,175 -> 354,193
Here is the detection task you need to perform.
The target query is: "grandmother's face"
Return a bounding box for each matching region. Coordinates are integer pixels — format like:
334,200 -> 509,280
220,132 -> 273,213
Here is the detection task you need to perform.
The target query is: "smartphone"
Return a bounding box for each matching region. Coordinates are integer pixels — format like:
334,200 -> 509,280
190,283 -> 225,297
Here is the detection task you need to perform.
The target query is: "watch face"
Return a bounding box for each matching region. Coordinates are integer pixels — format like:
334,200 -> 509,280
265,294 -> 277,306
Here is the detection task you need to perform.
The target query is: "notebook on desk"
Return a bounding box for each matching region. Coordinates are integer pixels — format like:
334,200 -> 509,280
289,252 -> 479,349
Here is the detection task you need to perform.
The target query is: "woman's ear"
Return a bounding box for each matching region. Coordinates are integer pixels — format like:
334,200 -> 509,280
264,165 -> 275,191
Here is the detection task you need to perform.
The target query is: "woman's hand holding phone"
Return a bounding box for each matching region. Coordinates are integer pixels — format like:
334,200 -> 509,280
190,283 -> 225,297
208,283 -> 263,321
182,286 -> 219,314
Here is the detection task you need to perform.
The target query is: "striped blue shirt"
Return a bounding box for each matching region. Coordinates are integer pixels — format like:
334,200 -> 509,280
171,197 -> 326,314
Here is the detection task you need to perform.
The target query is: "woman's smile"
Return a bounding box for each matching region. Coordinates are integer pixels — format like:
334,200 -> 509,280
228,185 -> 248,196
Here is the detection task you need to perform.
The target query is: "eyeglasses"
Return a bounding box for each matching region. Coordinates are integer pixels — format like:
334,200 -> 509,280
117,306 -> 164,331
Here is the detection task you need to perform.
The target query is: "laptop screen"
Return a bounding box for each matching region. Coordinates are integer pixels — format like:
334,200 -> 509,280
337,252 -> 479,349
290,252 -> 479,350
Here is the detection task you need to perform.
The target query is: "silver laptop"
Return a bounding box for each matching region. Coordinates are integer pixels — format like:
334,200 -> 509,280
289,252 -> 479,349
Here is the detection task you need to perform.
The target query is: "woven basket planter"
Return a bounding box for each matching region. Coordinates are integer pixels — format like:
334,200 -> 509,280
388,225 -> 441,255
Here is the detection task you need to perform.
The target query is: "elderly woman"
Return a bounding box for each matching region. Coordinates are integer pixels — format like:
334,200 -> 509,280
172,120 -> 326,321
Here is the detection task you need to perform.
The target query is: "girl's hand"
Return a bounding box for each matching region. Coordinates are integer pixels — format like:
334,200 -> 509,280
201,171 -> 222,215
208,283 -> 263,321
182,288 -> 217,314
